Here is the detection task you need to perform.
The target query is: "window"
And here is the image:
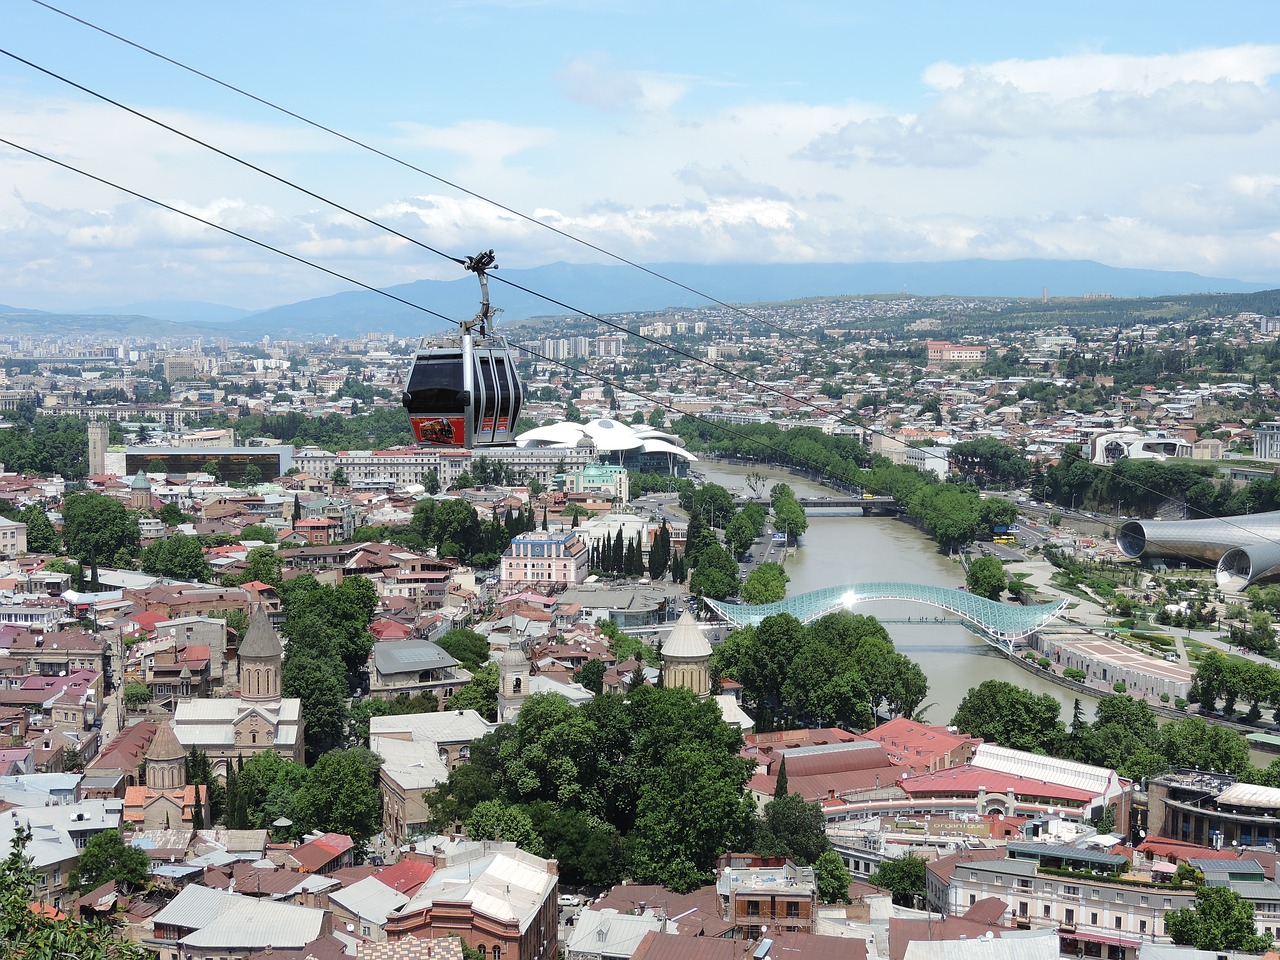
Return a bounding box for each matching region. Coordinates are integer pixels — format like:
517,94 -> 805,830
1043,905 -> 1051,918
1019,902 -> 1028,917
1139,920 -> 1147,934
1065,908 -> 1075,924
494,948 -> 501,960
1114,918 -> 1122,930
479,948 -> 487,960
1091,913 -> 1098,925
786,902 -> 800,918
1064,885 -> 1080,897
1113,892 -> 1125,903
747,900 -> 761,917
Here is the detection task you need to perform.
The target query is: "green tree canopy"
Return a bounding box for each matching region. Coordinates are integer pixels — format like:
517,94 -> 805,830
741,561 -> 789,605
436,629 -> 490,672
814,849 -> 853,904
965,555 -> 1007,600
68,828 -> 151,893
951,680 -> 1064,753
447,663 -> 499,721
1,828 -> 148,958
18,503 -> 59,553
868,854 -> 927,907
62,493 -> 140,563
1166,886 -> 1272,951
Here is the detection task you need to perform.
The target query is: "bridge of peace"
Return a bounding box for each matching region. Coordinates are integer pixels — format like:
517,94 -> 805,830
704,582 -> 1068,646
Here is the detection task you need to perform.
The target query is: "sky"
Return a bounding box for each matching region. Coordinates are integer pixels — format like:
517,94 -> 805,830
2,0 -> 1280,311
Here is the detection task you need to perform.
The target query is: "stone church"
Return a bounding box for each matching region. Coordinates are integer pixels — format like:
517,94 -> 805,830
173,608 -> 304,776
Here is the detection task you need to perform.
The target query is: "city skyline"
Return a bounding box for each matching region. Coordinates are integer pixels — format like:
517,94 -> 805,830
2,1 -> 1280,310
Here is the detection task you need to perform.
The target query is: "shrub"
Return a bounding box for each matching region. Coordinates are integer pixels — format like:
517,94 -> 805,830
1064,668 -> 1086,682
1113,681 -> 1127,693
1037,657 -> 1051,669
1160,693 -> 1170,703
1175,697 -> 1188,709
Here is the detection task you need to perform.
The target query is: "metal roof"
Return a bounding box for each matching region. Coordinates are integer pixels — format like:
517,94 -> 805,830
155,884 -> 326,949
328,876 -> 410,925
1006,842 -> 1128,868
972,744 -> 1116,795
704,582 -> 1066,642
373,639 -> 458,675
1218,782 -> 1280,809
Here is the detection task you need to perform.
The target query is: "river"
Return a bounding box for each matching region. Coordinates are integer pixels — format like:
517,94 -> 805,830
696,460 -> 1093,724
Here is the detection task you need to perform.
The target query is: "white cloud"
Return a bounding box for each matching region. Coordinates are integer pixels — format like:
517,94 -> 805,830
555,54 -> 688,113
805,45 -> 1280,168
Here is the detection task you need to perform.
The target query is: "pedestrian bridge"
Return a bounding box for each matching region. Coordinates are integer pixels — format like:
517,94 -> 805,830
704,582 -> 1068,644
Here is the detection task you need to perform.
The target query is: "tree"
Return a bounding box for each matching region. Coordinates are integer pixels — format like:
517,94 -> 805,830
868,854 -> 927,907
741,562 -> 789,604
965,556 -> 1007,600
122,683 -> 151,709
18,503 -> 58,553
951,680 -> 1063,753
140,532 -> 212,582
239,524 -> 277,544
68,828 -> 151,893
773,756 -> 789,800
61,493 -> 140,563
1166,886 -> 1272,951
759,793 -> 829,865
575,658 -> 606,696
1,828 -> 149,959
447,663 -> 499,721
293,748 -> 384,850
814,849 -> 853,904
282,648 -> 348,762
690,543 -> 739,601
234,545 -> 284,589
436,629 -> 490,672
465,800 -> 545,856
330,466 -> 349,486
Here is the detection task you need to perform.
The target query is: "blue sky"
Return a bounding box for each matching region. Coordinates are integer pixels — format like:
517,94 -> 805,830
2,0 -> 1280,309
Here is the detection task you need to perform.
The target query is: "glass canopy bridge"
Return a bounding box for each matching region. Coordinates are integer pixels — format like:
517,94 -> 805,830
704,582 -> 1068,648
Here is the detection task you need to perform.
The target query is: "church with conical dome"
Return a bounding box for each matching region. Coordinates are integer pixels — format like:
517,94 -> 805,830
172,608 -> 303,777
123,720 -> 210,829
661,610 -> 713,697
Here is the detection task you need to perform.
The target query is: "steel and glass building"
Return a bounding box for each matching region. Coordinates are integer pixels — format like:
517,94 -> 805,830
1115,510 -> 1280,590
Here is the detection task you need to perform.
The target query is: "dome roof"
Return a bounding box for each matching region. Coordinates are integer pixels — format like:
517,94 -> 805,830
238,608 -> 283,660
515,418 -> 695,460
146,720 -> 185,763
662,610 -> 711,660
638,438 -> 698,461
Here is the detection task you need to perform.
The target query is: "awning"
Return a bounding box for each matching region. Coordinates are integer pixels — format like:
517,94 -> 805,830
1059,929 -> 1143,949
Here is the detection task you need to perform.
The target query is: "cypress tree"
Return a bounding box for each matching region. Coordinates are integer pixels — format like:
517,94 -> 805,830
613,528 -> 624,573
774,757 -> 789,800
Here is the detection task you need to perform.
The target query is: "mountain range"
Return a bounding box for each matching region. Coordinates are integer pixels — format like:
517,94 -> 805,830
2,258 -> 1274,340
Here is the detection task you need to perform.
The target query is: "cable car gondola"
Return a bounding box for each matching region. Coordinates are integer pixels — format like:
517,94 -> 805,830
402,250 -> 523,448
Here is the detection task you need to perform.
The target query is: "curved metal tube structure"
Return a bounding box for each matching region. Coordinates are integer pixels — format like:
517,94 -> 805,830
1218,542 -> 1280,591
704,582 -> 1067,643
1117,511 -> 1280,589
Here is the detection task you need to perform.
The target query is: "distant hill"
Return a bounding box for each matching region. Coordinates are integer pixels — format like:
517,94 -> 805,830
233,258 -> 1275,338
3,258 -> 1274,340
78,300 -> 254,324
